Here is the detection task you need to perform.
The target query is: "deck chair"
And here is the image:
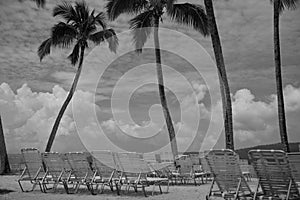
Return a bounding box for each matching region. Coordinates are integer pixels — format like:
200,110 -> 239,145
288,152 -> 300,185
90,150 -> 120,194
18,148 -> 45,192
174,155 -> 204,185
249,150 -> 300,200
239,159 -> 252,181
41,152 -> 70,193
200,156 -> 211,183
115,152 -> 169,196
64,152 -> 97,194
8,153 -> 25,175
205,149 -> 253,200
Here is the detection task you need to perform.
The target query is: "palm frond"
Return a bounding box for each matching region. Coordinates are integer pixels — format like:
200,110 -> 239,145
68,42 -> 80,65
104,29 -> 119,53
271,0 -> 299,12
75,1 -> 90,22
51,22 -> 77,48
32,0 -> 46,8
38,38 -> 52,61
94,11 -> 107,29
53,1 -> 79,23
129,10 -> 154,53
167,3 -> 209,36
106,0 -> 148,20
89,30 -> 105,44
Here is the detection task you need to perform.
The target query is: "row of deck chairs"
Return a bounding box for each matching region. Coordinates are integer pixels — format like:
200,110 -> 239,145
17,148 -> 170,196
205,149 -> 300,200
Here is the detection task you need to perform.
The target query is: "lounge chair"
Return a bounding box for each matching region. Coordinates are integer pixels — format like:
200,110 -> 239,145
41,152 -> 70,193
205,149 -> 253,200
64,152 -> 97,194
90,150 -> 120,194
115,152 -> 169,196
174,155 -> 204,185
239,159 -> 252,181
288,152 -> 300,186
18,148 -> 45,192
248,149 -> 300,200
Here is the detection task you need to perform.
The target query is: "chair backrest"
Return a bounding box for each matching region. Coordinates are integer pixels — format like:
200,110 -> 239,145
200,157 -> 211,173
248,150 -> 299,197
21,148 -> 44,177
176,155 -> 193,175
8,153 -> 24,174
90,150 -> 117,179
239,159 -> 250,173
205,149 -> 251,193
42,152 -> 69,177
288,152 -> 300,182
64,152 -> 94,178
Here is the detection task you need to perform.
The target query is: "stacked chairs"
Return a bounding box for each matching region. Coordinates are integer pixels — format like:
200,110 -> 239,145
90,150 -> 120,194
18,148 -> 45,192
205,149 -> 254,200
249,150 -> 300,200
41,152 -> 70,193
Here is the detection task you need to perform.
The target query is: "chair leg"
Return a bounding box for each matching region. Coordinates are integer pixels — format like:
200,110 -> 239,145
18,180 -> 25,192
142,185 -> 147,197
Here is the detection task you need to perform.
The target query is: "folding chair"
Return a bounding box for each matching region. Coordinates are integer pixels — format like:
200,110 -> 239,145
8,153 -> 24,175
41,152 -> 70,193
239,159 -> 252,181
205,149 -> 254,200
249,150 -> 300,200
17,148 -> 45,192
90,150 -> 120,194
64,152 -> 97,194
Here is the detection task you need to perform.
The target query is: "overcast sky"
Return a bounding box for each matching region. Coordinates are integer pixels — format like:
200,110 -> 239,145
0,0 -> 300,153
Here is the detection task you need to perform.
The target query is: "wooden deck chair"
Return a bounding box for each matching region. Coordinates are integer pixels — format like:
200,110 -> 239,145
90,150 -> 120,194
18,148 -> 45,192
41,152 -> 70,193
288,152 -> 300,186
249,150 -> 300,200
205,149 -> 253,200
64,152 -> 96,194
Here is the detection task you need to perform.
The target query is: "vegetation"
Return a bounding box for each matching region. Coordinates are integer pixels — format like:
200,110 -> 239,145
38,1 -> 118,152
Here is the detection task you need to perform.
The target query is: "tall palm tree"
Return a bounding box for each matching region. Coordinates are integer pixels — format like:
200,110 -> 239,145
106,0 -> 209,159
0,115 -> 10,174
38,1 -> 118,152
203,0 -> 234,150
271,0 -> 298,153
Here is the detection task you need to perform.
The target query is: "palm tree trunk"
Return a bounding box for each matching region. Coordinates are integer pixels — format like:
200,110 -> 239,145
273,0 -> 290,152
204,0 -> 234,150
153,16 -> 179,159
0,115 -> 10,174
45,46 -> 85,152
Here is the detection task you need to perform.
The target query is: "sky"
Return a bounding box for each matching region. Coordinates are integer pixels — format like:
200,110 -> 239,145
0,0 -> 300,154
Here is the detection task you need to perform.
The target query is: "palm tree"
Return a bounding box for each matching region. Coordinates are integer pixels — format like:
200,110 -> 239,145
38,1 -> 118,152
0,115 -> 10,174
271,0 -> 298,153
203,0 -> 234,150
106,0 -> 209,159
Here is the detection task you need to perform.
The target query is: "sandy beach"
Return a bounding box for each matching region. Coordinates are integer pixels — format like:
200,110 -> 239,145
0,175 -> 218,200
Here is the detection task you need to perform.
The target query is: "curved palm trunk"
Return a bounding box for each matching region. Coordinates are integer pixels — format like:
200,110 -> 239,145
45,46 -> 85,152
273,0 -> 290,152
0,115 -> 10,174
154,16 -> 178,159
204,0 -> 234,150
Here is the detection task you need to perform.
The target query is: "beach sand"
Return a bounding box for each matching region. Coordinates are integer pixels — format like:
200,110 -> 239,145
0,175 -> 219,200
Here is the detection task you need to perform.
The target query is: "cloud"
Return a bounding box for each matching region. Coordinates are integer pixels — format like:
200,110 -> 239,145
1,82 -> 300,153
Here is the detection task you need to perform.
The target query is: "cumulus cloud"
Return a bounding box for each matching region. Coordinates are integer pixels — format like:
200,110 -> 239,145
1,82 -> 300,153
